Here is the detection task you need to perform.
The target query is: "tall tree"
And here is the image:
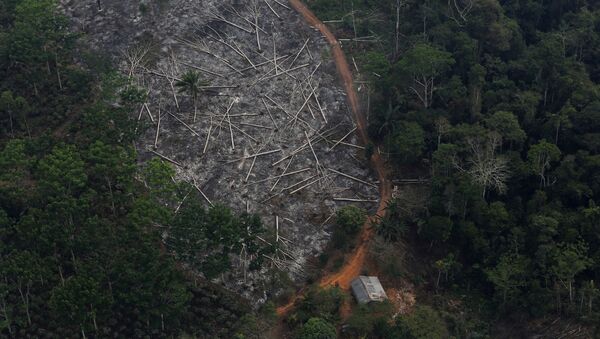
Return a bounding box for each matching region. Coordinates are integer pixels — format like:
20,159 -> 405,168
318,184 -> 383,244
394,43 -> 454,108
484,111 -> 526,148
549,241 -> 593,306
527,139 -> 561,188
49,274 -> 108,338
175,70 -> 207,123
2,250 -> 43,326
486,252 -> 529,305
455,132 -> 510,199
385,120 -> 425,164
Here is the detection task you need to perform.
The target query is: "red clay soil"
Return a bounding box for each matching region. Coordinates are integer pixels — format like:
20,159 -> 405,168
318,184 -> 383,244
276,0 -> 393,317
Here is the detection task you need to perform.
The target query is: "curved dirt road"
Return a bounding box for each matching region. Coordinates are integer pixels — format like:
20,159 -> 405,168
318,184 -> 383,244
277,0 -> 393,316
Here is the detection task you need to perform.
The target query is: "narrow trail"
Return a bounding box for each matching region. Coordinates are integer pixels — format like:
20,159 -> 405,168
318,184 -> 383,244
276,0 -> 393,317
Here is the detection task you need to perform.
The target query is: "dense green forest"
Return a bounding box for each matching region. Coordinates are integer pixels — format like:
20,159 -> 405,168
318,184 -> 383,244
3,0 -> 600,337
0,1 -> 277,337
302,0 -> 600,337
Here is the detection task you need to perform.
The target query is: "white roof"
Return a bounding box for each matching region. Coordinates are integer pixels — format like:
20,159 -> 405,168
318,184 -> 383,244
351,276 -> 388,304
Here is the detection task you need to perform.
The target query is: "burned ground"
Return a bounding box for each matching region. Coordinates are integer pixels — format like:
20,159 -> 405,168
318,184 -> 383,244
60,0 -> 377,301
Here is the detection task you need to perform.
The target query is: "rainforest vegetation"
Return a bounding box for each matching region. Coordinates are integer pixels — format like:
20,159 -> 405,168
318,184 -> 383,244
2,0 -> 600,338
0,1 -> 276,337
300,0 -> 600,337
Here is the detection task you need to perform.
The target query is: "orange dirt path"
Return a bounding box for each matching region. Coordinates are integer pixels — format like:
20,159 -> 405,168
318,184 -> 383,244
276,0 -> 393,317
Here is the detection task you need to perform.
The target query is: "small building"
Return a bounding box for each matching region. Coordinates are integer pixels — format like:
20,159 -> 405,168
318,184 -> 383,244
350,276 -> 388,304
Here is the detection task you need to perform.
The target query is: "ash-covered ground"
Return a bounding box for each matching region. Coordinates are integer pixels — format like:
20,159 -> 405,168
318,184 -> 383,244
60,0 -> 378,301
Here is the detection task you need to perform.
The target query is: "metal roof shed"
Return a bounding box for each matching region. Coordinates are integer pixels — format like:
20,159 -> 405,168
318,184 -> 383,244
351,276 -> 388,304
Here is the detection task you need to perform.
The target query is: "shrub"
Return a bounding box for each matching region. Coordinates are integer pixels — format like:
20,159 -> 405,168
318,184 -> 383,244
298,317 -> 336,339
336,205 -> 367,235
395,306 -> 449,339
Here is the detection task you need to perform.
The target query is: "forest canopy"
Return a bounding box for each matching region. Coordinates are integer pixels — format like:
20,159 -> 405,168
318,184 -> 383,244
306,0 -> 600,336
0,1 -> 275,337
2,0 -> 600,337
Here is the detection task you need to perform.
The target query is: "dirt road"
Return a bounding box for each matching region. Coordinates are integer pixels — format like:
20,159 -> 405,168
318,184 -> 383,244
276,0 -> 393,316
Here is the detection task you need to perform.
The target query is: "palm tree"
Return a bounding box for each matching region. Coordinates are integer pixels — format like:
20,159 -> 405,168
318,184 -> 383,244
175,70 -> 207,122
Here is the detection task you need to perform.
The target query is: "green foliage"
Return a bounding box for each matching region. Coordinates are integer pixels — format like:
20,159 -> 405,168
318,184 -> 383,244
289,287 -> 344,329
378,217 -> 406,243
527,139 -> 561,187
357,51 -> 390,83
308,0 -> 600,333
298,317 -> 336,339
9,0 -> 72,66
395,43 -> 455,81
37,144 -> 87,197
345,301 -> 394,337
336,205 -> 367,235
176,70 -> 208,120
485,252 -> 530,304
385,120 -> 425,164
485,111 -> 526,147
168,199 -> 272,279
49,275 -> 107,327
332,205 -> 367,249
176,70 -> 204,101
434,253 -> 462,288
394,43 -> 455,108
395,306 -> 449,339
421,216 -> 453,243
0,2 -> 258,336
549,242 -> 593,297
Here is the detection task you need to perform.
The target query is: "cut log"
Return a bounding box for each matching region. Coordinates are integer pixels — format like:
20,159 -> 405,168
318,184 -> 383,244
320,211 -> 336,226
289,38 -> 310,69
178,61 -> 226,78
329,127 -> 356,151
193,181 -> 214,206
264,0 -> 280,18
327,168 -> 377,188
304,131 -> 321,171
291,87 -> 316,124
223,99 -> 236,150
254,8 -> 262,51
261,63 -> 310,82
333,198 -> 378,203
271,0 -> 290,9
208,11 -> 253,33
175,37 -> 243,75
234,55 -> 289,74
230,123 -> 259,143
227,149 -> 282,163
150,150 -> 183,168
241,167 -> 310,186
245,150 -> 259,182
203,118 -> 213,154
290,174 -> 330,194
168,112 -> 201,137
270,156 -> 295,192
283,174 -> 318,191
329,140 -> 365,150
307,81 -> 327,123
144,103 -> 155,123
275,215 -> 279,243
154,107 -> 161,149
261,97 -> 278,129
239,122 -> 274,130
